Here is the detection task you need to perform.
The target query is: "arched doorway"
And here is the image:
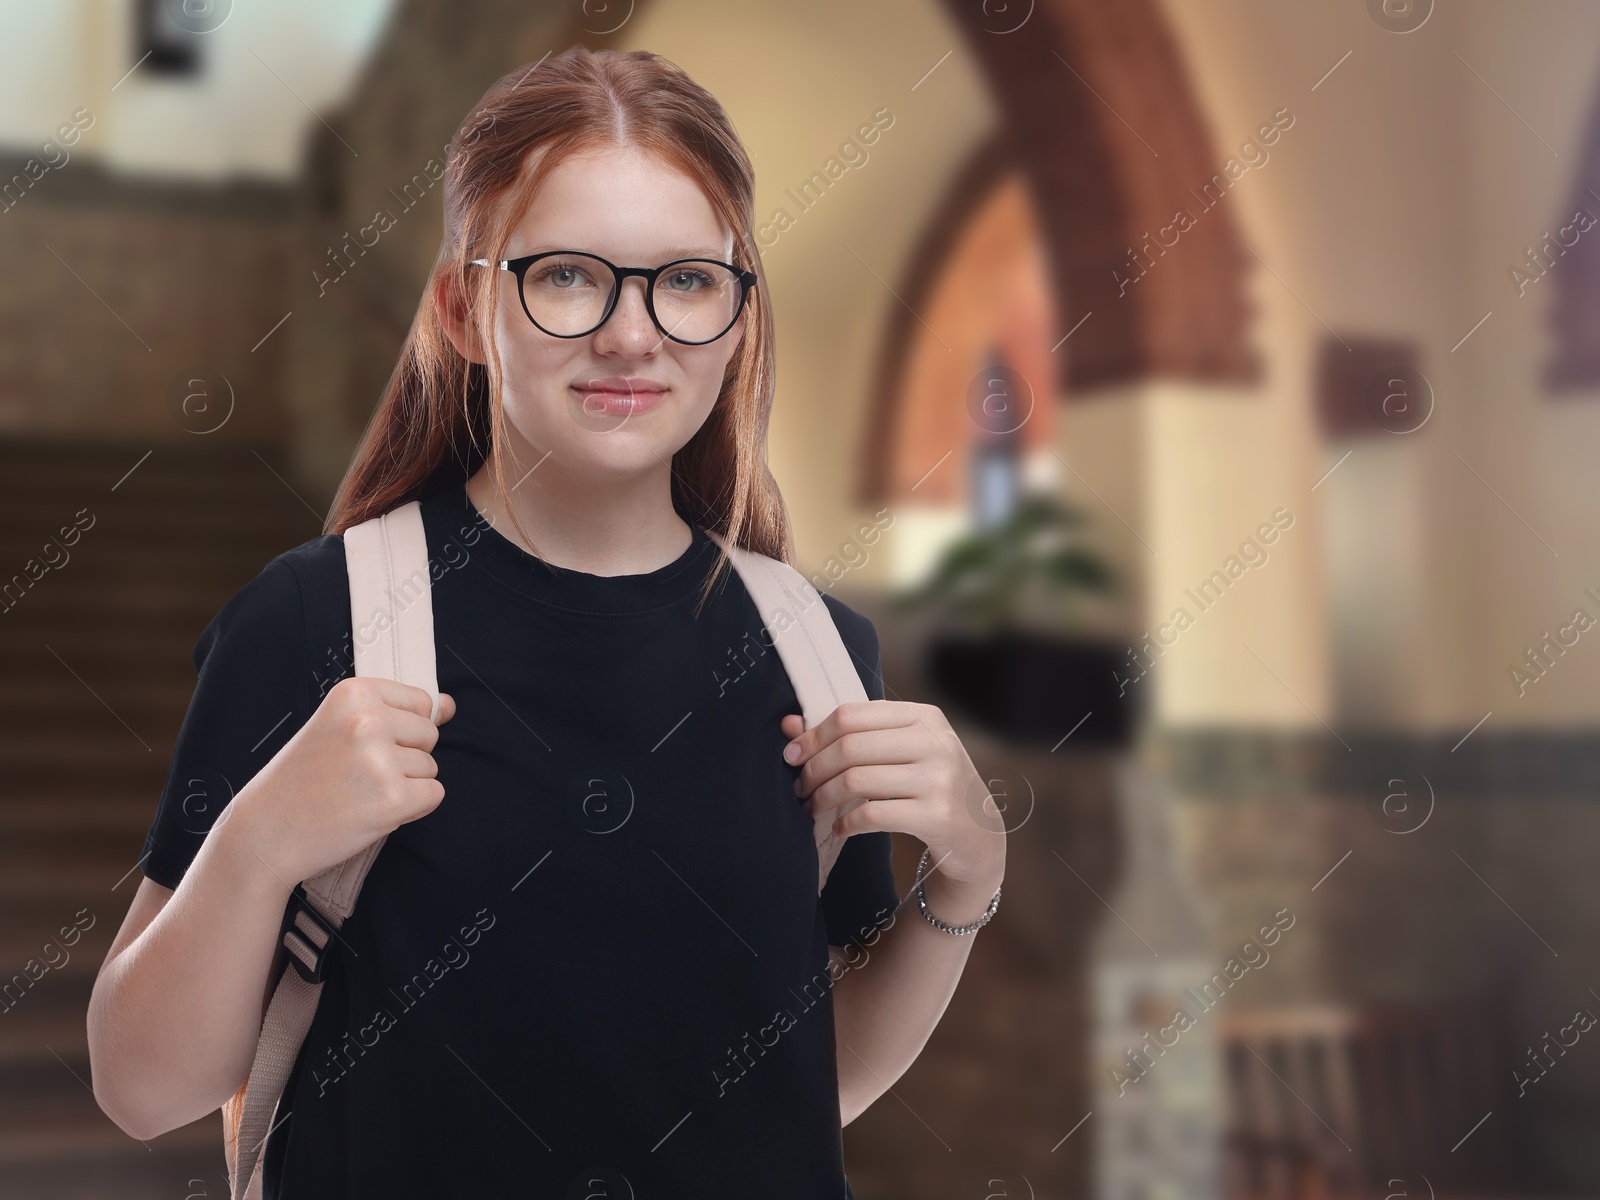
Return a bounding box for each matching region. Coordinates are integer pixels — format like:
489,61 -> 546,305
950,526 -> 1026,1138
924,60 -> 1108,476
861,0 -> 1261,507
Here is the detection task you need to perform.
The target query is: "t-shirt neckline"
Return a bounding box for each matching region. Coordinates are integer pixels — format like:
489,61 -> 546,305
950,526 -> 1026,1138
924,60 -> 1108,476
430,482 -> 717,615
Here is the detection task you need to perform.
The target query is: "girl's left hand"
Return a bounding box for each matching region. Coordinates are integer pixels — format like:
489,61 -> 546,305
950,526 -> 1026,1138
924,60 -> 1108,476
781,700 -> 1006,891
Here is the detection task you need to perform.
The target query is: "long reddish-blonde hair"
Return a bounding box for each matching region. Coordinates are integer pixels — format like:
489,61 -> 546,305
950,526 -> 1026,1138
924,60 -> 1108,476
324,45 -> 791,610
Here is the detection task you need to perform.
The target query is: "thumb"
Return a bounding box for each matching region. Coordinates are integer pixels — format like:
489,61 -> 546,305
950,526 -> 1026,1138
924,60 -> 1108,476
435,691 -> 457,725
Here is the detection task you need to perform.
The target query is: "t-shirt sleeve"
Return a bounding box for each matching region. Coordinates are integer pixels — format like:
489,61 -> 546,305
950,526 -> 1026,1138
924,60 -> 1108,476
817,593 -> 902,948
140,557 -> 312,891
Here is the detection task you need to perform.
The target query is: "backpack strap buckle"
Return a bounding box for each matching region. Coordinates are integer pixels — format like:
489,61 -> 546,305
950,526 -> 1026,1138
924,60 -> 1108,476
281,884 -> 339,985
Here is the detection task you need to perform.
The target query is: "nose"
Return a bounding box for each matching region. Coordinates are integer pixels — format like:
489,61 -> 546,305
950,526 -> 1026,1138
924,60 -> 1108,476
592,276 -> 663,355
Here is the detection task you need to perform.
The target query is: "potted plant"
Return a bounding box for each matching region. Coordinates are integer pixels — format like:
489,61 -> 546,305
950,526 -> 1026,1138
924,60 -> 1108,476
888,490 -> 1141,748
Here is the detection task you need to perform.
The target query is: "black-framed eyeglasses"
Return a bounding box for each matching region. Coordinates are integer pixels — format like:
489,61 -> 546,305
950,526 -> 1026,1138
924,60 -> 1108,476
466,250 -> 758,346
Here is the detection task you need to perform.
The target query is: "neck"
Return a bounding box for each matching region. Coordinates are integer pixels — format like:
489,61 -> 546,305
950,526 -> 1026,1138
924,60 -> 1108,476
463,450 -> 692,578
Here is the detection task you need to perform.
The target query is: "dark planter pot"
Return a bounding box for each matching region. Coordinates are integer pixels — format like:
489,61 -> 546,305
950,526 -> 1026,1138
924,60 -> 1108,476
926,630 -> 1142,749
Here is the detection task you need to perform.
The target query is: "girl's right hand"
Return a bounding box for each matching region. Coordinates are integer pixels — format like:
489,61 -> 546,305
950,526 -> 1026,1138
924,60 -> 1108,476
229,676 -> 456,887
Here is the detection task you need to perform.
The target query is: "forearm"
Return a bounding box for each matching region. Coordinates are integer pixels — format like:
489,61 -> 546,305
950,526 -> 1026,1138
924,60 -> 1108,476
831,869 -> 1000,1126
88,807 -> 294,1140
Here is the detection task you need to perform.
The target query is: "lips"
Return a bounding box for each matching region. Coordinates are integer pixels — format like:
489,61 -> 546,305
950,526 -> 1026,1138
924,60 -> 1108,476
578,375 -> 666,393
571,382 -> 667,416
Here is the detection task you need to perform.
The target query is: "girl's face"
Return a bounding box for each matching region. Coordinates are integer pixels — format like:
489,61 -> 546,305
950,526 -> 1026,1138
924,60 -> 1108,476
475,144 -> 747,488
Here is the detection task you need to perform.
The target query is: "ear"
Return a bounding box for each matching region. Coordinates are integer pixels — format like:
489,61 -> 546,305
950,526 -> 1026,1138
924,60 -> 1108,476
434,269 -> 488,364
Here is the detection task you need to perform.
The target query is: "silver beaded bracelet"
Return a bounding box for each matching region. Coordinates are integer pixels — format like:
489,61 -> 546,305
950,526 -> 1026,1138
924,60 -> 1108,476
913,848 -> 1001,935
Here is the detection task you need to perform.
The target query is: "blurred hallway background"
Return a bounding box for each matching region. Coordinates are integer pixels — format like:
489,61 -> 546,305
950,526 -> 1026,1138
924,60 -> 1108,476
4,1 -> 1599,1196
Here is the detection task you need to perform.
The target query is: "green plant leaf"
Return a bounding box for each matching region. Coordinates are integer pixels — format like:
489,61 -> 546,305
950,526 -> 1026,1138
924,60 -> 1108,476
888,489 -> 1117,631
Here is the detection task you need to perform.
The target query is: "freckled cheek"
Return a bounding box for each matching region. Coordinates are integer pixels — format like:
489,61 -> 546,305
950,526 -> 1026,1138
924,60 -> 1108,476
494,325 -> 581,418
494,310 -> 568,370
679,346 -> 736,409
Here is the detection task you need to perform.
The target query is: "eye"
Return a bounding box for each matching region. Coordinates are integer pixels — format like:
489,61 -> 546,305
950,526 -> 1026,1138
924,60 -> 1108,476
661,267 -> 716,293
529,260 -> 599,289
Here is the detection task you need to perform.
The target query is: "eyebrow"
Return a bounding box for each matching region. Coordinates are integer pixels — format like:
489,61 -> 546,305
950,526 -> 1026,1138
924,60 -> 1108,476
660,246 -> 729,260
523,244 -> 730,261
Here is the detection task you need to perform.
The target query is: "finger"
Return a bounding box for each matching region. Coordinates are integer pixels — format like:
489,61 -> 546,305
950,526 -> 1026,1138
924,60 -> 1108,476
369,678 -> 444,722
393,746 -> 440,779
828,796 -> 922,839
794,724 -> 925,801
387,692 -> 453,752
782,699 -> 912,767
393,777 -> 446,824
779,713 -> 805,741
416,689 -> 450,725
805,761 -> 922,818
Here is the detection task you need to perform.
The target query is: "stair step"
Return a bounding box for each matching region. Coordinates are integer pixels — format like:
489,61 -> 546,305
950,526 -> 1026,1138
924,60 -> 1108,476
0,860 -> 153,904
0,546 -> 309,589
0,782 -> 190,810
0,680 -> 198,728
0,436 -> 293,480
0,826 -> 148,875
1,618 -> 204,654
0,1003 -> 93,1070
1,731 -> 178,771
0,672 -> 195,711
0,797 -> 171,835
0,449 -> 293,486
2,491 -> 318,531
0,437 -> 317,1192
0,928 -> 111,992
0,1109 -> 217,1176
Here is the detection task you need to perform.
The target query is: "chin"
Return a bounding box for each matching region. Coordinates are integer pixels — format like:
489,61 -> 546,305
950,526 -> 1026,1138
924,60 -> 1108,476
568,430 -> 683,473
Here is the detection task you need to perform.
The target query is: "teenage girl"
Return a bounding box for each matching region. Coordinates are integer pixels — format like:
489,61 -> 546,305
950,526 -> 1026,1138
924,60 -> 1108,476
87,45 -> 1005,1198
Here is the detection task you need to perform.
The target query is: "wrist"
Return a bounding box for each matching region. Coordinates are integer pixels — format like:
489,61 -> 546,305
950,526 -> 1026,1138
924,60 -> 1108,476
917,859 -> 1003,930
212,796 -> 297,902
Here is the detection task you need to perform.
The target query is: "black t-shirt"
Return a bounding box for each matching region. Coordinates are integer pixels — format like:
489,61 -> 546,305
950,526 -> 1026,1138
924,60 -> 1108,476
140,481 -> 900,1199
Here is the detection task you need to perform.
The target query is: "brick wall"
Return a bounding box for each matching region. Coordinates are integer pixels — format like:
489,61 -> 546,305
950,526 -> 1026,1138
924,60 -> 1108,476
0,157 -> 298,445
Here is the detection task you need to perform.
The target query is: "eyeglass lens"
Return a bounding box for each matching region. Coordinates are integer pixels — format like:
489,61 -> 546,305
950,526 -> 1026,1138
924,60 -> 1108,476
522,253 -> 742,342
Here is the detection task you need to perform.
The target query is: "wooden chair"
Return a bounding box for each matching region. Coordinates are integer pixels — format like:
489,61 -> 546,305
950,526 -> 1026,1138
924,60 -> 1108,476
1219,1004 -> 1513,1200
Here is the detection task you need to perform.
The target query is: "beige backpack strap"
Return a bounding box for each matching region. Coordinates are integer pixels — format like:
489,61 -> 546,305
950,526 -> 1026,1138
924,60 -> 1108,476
224,500 -> 438,1200
706,530 -> 873,894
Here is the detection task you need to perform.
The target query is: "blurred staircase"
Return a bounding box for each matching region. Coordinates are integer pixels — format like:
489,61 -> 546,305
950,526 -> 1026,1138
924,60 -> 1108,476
0,435 -> 323,1199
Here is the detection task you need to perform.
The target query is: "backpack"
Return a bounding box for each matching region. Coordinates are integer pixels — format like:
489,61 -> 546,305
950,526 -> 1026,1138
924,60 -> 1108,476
221,498 -> 874,1199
